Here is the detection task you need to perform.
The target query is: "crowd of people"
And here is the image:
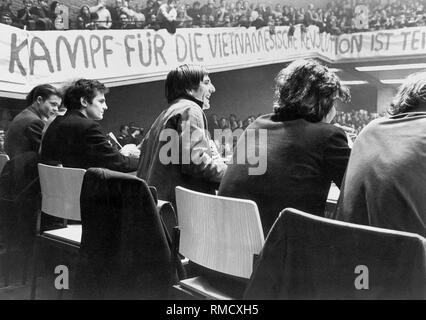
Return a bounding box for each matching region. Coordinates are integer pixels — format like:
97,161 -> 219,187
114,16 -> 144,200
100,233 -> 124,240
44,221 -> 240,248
2,0 -> 426,34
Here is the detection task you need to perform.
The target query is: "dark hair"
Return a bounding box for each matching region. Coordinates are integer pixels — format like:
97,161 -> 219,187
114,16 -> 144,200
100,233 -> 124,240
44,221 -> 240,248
273,59 -> 350,122
26,84 -> 62,106
63,79 -> 109,110
165,64 -> 208,103
389,72 -> 426,115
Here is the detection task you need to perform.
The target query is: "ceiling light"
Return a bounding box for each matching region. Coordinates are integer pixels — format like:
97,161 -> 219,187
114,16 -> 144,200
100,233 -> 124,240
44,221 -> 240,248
356,63 -> 426,72
340,80 -> 368,85
380,79 -> 404,84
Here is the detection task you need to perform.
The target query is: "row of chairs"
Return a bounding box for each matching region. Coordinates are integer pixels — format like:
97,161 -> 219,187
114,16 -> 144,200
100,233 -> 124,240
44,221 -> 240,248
173,187 -> 426,300
1,159 -> 426,299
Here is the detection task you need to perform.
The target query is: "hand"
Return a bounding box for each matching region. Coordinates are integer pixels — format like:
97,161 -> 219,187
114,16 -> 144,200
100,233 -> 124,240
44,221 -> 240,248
120,144 -> 141,158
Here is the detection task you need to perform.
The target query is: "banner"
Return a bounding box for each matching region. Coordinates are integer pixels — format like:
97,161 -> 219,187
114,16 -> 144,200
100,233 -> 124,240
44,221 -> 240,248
1,23 -> 426,97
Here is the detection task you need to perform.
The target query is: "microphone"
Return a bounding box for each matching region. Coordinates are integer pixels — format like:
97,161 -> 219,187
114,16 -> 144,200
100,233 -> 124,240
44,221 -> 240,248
334,123 -> 355,133
108,132 -> 123,149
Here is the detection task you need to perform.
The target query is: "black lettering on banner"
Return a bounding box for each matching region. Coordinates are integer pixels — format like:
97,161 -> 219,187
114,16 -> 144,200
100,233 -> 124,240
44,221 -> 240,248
193,33 -> 203,61
56,35 -> 88,71
103,35 -> 113,68
124,34 -> 135,67
30,36 -> 53,75
138,33 -> 152,66
9,33 -> 28,75
89,34 -> 101,68
154,34 -> 166,66
175,34 -> 187,62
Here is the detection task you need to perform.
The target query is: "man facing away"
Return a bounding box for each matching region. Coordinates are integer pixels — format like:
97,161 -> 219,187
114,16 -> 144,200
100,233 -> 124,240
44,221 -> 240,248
41,79 -> 139,172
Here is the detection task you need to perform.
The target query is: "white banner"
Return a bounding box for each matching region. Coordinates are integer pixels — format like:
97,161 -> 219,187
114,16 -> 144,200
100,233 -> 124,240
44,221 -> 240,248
1,24 -> 426,97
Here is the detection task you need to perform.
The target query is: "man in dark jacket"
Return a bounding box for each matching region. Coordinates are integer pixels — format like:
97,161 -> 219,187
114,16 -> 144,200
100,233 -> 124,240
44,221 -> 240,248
329,72 -> 426,237
41,79 -> 139,172
5,84 -> 62,159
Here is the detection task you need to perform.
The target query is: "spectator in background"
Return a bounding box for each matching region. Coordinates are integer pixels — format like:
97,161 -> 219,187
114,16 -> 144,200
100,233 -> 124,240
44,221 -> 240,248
144,14 -> 161,30
157,0 -> 177,33
201,0 -> 216,17
176,5 -> 192,28
17,0 -> 36,29
142,0 -> 158,25
90,0 -> 112,29
119,12 -> 136,29
77,5 -> 96,29
250,10 -> 266,29
0,0 -> 18,22
187,1 -> 202,26
120,0 -> 145,27
1,11 -> 22,27
232,1 -> 244,21
31,0 -> 54,30
110,0 -> 124,28
216,0 -> 228,23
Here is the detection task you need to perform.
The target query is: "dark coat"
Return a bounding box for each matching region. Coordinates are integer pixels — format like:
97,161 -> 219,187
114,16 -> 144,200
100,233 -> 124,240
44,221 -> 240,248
218,114 -> 350,234
4,106 -> 45,159
41,110 -> 138,172
73,168 -> 177,299
137,98 -> 227,207
329,112 -> 426,237
244,208 -> 426,300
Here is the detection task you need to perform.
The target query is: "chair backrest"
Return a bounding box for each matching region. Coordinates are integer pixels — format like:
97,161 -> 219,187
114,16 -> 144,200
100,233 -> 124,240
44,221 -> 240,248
38,163 -> 86,221
245,208 -> 426,299
175,186 -> 265,279
0,154 -> 9,174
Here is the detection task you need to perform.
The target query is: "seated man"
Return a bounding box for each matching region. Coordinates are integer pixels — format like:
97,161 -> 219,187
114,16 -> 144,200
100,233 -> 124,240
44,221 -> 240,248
329,71 -> 426,237
5,84 -> 62,159
137,65 -> 227,207
41,79 -> 139,172
90,0 -> 112,29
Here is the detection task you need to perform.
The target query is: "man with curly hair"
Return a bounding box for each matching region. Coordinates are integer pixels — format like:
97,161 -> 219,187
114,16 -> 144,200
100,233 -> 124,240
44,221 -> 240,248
219,59 -> 351,234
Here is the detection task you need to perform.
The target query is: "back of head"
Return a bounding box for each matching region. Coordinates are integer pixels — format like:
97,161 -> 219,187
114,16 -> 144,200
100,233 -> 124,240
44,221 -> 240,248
63,79 -> 108,110
273,59 -> 350,122
165,64 -> 207,103
389,71 -> 426,115
26,84 -> 62,106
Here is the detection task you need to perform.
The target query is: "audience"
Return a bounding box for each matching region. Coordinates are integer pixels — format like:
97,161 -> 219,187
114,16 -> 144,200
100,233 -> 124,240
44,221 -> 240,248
2,0 -> 426,34
218,59 -> 351,234
329,72 -> 426,238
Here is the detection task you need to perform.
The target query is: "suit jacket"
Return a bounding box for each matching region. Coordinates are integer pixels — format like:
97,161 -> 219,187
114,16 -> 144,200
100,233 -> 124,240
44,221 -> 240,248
5,105 -> 45,159
41,110 -> 138,172
0,151 -> 40,243
244,209 -> 426,300
73,168 -> 177,299
218,114 -> 350,234
329,112 -> 426,238
137,97 -> 227,206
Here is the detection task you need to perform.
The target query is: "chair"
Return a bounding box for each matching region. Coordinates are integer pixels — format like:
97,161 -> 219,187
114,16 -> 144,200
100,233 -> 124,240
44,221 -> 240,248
173,186 -> 265,300
0,152 -> 39,288
30,164 -> 86,299
244,208 -> 426,300
73,168 -> 177,299
0,154 -> 9,174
